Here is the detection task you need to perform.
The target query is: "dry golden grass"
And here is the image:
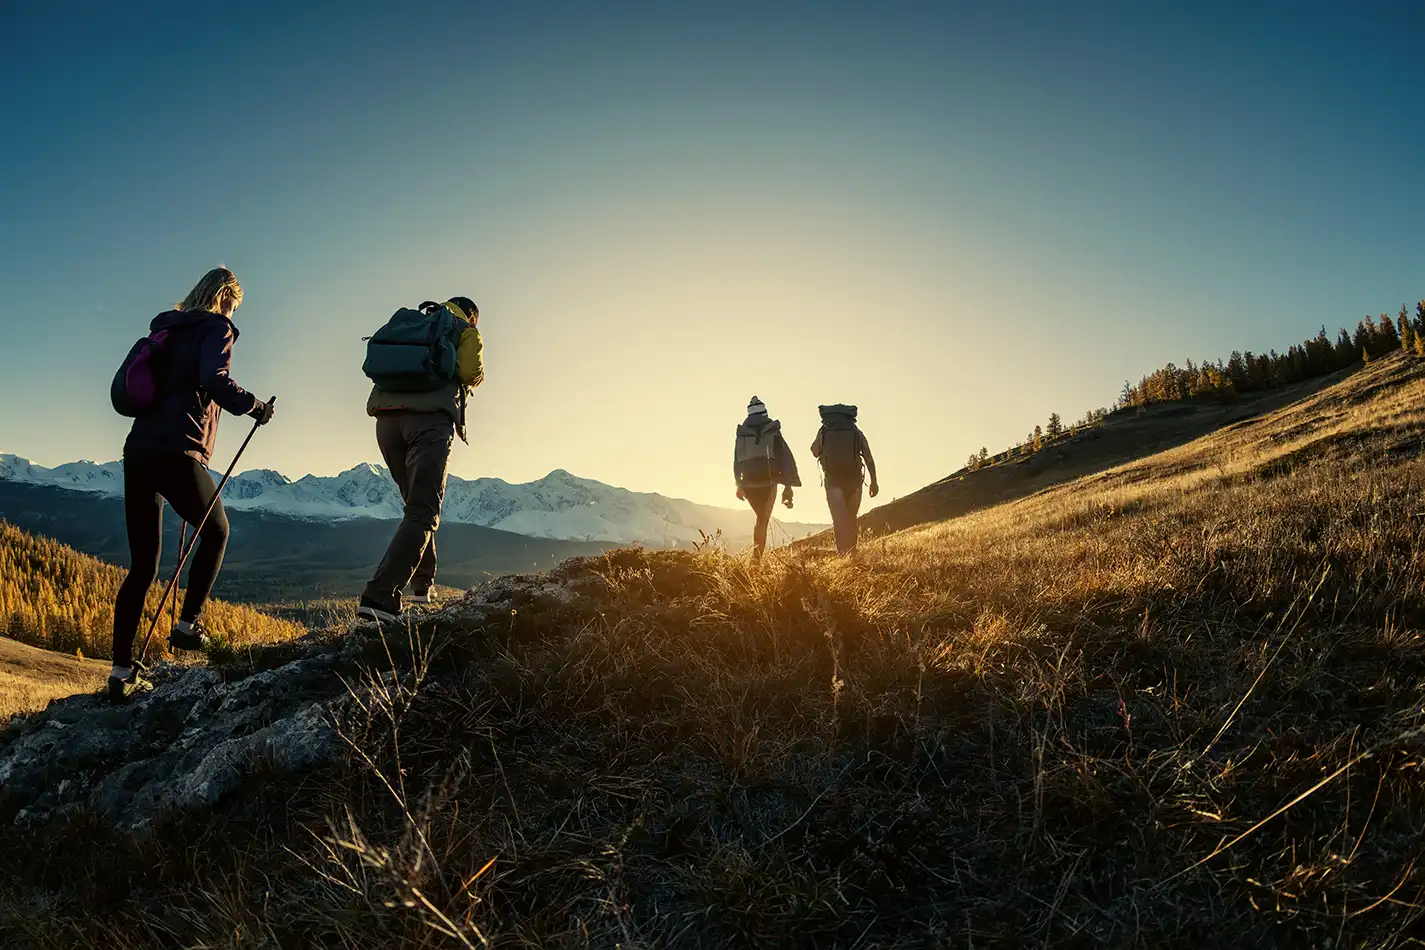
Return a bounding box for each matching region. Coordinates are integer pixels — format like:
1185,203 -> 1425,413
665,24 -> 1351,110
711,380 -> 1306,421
4,352 -> 1425,948
860,364 -> 1356,536
0,637 -> 107,720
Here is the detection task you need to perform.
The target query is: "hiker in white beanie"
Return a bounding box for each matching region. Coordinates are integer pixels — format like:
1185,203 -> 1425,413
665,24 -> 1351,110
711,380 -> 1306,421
732,396 -> 801,559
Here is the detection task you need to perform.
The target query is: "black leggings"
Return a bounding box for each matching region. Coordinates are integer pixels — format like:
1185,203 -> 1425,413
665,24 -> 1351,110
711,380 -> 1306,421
111,453 -> 230,667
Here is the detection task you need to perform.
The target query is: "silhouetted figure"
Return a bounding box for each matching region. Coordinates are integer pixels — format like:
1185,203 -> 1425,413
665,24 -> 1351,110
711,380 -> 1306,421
358,297 -> 483,621
109,267 -> 276,702
810,404 -> 878,555
733,396 -> 801,559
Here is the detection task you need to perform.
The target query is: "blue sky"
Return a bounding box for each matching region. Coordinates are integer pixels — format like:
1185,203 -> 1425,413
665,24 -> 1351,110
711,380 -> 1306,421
1,1 -> 1421,512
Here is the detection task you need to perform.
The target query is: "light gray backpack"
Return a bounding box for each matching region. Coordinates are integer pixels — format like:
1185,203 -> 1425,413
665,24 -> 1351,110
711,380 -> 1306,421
734,421 -> 781,487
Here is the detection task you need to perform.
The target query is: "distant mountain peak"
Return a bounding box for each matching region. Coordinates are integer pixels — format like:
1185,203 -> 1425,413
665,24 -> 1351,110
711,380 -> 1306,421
0,452 -> 827,548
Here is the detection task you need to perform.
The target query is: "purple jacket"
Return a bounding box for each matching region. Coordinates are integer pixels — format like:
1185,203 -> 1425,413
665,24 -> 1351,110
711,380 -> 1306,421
123,310 -> 259,465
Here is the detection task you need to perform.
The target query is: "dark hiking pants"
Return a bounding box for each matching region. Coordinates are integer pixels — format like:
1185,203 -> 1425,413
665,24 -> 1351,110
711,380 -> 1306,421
363,412 -> 454,606
743,485 -> 777,558
825,480 -> 863,555
112,452 -> 230,667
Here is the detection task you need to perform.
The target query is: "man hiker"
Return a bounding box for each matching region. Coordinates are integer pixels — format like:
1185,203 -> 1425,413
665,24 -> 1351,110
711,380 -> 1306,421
733,396 -> 801,559
810,404 -> 878,555
357,297 -> 483,622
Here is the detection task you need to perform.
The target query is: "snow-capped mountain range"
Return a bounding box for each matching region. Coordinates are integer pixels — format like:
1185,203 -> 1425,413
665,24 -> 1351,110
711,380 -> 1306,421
0,454 -> 825,548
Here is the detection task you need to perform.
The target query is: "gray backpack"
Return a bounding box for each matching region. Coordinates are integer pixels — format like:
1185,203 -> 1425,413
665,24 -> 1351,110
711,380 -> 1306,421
817,405 -> 862,482
734,422 -> 780,487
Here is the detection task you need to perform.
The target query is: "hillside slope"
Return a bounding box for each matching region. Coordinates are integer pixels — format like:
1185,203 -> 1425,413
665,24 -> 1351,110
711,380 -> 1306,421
0,637 -> 107,719
857,364 -> 1356,536
3,353 -> 1425,948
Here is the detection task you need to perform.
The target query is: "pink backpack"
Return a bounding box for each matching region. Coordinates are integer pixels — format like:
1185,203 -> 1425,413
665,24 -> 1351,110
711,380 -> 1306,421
110,329 -> 174,417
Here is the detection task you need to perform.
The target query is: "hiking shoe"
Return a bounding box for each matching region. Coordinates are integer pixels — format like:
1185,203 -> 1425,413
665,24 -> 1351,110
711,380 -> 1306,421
356,595 -> 404,624
106,663 -> 153,705
169,618 -> 211,652
407,588 -> 436,606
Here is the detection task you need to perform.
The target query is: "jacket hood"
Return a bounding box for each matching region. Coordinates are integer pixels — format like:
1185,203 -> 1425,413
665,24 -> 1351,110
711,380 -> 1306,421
443,300 -> 474,323
150,309 -> 239,339
738,415 -> 781,434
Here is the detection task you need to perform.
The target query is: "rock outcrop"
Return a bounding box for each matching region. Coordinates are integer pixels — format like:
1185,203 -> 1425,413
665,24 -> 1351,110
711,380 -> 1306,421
0,651 -> 346,832
0,572 -> 595,834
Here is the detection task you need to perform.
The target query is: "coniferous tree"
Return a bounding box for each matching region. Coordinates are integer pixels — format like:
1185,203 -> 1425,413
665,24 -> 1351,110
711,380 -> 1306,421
1253,352 -> 1272,389
1226,351 -> 1249,388
1375,312 -> 1400,352
1033,425 -> 1043,451
1109,295 -> 1419,416
1310,329 -> 1333,374
1354,318 -> 1372,354
1335,328 -> 1355,366
1047,413 -> 1063,438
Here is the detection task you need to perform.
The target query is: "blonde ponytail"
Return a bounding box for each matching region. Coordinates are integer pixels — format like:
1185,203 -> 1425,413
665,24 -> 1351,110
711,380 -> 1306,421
177,267 -> 243,314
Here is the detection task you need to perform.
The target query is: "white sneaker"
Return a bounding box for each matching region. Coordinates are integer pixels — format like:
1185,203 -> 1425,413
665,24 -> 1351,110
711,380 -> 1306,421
356,597 -> 404,624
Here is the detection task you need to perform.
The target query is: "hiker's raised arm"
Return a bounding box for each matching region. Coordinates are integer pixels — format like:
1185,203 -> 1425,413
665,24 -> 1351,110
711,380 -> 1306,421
198,322 -> 259,417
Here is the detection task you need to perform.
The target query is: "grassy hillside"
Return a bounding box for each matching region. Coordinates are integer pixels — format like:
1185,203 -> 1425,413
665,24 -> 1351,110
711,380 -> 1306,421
0,520 -> 303,663
0,483 -> 615,601
4,353 -> 1425,947
0,636 -> 108,720
858,363 -> 1356,537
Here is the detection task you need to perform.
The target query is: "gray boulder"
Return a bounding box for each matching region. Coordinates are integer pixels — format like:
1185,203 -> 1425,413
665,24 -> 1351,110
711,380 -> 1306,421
0,653 -> 346,832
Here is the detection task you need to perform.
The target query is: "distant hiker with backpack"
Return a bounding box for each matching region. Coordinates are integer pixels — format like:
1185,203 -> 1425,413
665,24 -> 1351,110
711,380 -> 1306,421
358,297 -> 483,622
811,404 -> 878,555
733,396 -> 801,560
107,267 -> 277,702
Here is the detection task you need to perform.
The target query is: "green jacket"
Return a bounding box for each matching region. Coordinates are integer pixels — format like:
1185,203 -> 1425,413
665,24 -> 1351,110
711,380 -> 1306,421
367,301 -> 484,441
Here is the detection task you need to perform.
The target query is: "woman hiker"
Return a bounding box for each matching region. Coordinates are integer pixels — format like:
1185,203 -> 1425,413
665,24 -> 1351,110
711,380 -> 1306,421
733,396 -> 801,559
108,267 -> 276,703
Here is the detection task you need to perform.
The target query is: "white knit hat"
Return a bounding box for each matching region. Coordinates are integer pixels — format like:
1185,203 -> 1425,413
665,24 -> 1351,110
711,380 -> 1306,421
747,396 -> 768,416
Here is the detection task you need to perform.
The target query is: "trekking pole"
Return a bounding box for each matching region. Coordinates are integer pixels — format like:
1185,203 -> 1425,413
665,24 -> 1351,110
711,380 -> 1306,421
138,398 -> 275,662
170,522 -> 189,636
